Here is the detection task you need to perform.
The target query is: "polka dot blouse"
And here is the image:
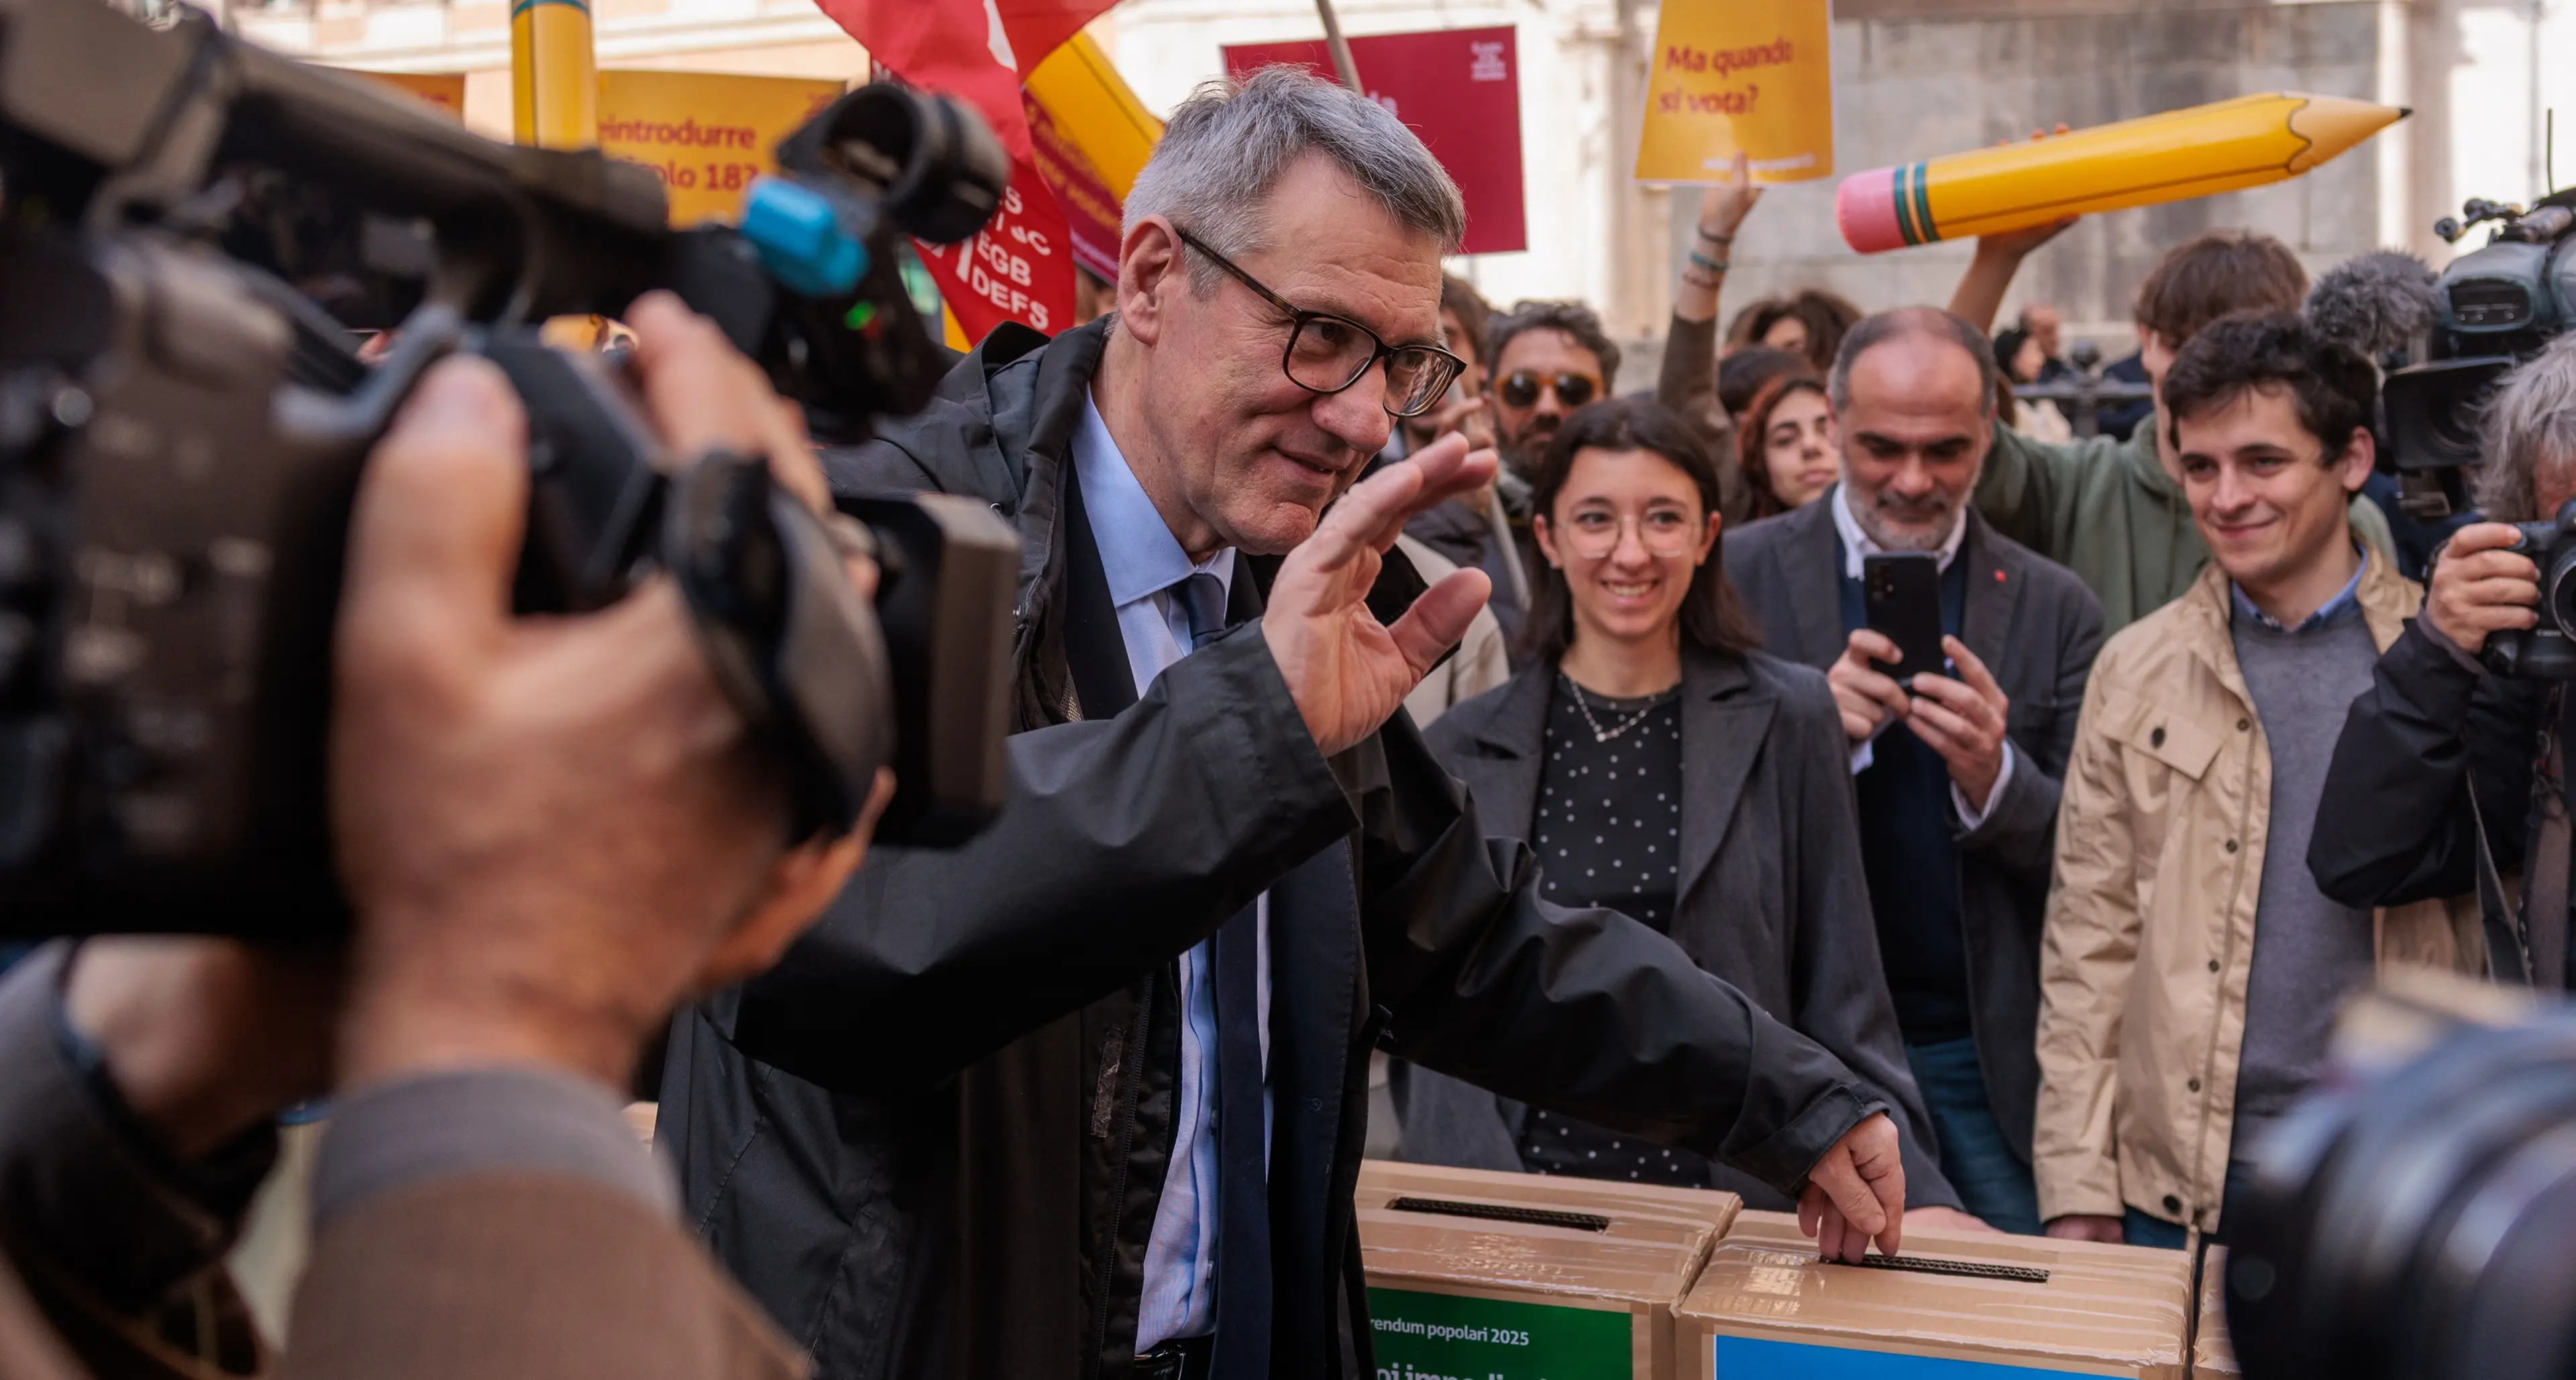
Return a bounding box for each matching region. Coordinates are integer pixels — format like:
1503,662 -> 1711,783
1516,676 -> 1711,1189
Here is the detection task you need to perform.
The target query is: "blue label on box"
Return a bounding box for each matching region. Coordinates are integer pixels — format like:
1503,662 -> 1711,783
1713,1335 -> 2096,1379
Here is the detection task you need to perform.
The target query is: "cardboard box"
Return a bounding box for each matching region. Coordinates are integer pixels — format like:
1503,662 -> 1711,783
1678,1211 -> 2193,1379
1356,1160 -> 1743,1380
2194,1248 -> 2239,1377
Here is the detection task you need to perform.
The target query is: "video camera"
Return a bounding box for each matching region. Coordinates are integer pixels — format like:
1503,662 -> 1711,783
2374,192 -> 2576,676
0,0 -> 1020,938
2228,977 -> 2576,1380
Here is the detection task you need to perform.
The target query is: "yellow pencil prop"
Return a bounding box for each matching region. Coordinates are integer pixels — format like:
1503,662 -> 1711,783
1835,93 -> 2406,254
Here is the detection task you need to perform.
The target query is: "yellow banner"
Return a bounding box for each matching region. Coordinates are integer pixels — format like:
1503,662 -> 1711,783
338,69 -> 468,121
597,70 -> 846,225
1024,32 -> 1162,200
1634,0 -> 1833,184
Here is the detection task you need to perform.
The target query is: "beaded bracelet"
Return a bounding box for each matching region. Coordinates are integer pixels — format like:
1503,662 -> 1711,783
1686,249 -> 1729,274
1695,225 -> 1735,244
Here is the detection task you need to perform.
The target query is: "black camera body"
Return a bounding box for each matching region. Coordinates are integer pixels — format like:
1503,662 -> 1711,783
2467,497 -> 2576,679
0,0 -> 1019,936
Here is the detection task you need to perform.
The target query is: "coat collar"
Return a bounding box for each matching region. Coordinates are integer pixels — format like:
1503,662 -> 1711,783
2165,541 -> 2416,707
1459,648 -> 1774,902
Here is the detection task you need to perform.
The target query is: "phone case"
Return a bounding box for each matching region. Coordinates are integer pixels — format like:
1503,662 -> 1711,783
1862,552 -> 1946,684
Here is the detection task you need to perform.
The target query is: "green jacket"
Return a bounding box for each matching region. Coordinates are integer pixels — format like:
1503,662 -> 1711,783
1976,416 -> 2394,635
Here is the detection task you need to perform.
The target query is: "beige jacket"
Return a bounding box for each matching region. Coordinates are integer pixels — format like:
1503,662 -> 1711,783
2033,550 -> 2483,1230
1397,533 -> 1510,728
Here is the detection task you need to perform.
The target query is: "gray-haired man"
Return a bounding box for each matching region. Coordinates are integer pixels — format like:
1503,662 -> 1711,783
2312,330 -> 2576,992
662,68 -> 1913,1380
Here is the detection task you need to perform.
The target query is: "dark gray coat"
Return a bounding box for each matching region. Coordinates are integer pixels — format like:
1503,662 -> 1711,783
660,319 -> 1892,1380
1721,496 -> 2104,1160
1391,648 -> 1963,1212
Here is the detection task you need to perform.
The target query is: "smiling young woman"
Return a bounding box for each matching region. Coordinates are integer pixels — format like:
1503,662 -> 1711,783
1389,398 -> 1966,1218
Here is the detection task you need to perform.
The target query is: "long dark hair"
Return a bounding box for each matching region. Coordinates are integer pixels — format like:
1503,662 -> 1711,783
1734,371 -> 1828,521
1516,397 -> 1764,668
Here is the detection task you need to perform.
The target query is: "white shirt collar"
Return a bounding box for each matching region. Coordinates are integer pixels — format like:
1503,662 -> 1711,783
1829,482 -> 1969,581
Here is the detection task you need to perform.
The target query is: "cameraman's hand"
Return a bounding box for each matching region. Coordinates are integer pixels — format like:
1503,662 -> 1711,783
1263,431 -> 1495,756
332,297 -> 886,1094
65,939 -> 342,1161
2425,522 -> 2540,655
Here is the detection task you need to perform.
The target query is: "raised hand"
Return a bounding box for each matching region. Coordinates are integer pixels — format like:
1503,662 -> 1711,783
1261,431 -> 1497,756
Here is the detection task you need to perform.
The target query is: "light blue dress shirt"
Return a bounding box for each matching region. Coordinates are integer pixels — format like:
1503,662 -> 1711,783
1071,392 -> 1271,1350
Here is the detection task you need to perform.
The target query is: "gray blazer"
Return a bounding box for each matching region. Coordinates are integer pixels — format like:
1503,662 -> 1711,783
1721,496 -> 2104,1161
1395,647 -> 1961,1212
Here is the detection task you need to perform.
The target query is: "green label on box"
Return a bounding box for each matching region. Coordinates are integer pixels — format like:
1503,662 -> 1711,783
1365,1286 -> 1632,1380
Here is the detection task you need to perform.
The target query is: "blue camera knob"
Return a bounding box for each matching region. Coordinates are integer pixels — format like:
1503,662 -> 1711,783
741,176 -> 870,298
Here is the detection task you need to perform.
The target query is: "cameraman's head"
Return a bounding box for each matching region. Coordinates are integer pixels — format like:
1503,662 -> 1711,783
2470,331 -> 2576,523
1109,67 -> 1466,556
2134,231 -> 2310,472
2161,312 -> 2376,599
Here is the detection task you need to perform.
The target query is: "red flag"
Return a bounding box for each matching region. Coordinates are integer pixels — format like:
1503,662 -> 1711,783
813,0 -> 1116,341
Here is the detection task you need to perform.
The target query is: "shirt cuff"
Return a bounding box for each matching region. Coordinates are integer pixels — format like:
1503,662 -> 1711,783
1951,739 -> 2018,829
311,1067 -> 675,1228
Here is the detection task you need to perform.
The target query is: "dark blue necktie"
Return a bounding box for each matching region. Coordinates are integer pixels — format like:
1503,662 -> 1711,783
1173,570 -> 1271,1378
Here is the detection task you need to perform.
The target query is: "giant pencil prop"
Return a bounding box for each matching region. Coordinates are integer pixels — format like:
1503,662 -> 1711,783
1835,92 -> 2406,254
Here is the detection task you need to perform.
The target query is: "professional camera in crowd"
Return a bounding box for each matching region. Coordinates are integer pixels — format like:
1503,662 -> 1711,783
2227,976 -> 2576,1380
0,0 -> 1020,939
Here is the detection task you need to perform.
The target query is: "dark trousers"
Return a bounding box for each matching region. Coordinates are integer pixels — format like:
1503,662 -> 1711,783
1904,1037 -> 2041,1234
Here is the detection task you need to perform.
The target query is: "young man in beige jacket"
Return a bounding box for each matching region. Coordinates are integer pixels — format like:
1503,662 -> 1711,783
2033,313 -> 2482,1250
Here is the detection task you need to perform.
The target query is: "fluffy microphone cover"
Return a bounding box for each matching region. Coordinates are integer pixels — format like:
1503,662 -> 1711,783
2307,250 -> 2440,359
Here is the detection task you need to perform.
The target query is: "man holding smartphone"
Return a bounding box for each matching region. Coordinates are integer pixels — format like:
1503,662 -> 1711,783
1725,307 -> 2105,1233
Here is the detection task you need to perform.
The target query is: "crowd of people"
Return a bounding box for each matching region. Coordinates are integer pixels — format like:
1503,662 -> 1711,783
7,60 -> 2576,1380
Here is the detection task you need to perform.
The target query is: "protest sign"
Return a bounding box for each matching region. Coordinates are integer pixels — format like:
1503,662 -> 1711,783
596,70 -> 843,225
1634,0 -> 1833,184
912,156 -> 1076,340
1223,26 -> 1525,255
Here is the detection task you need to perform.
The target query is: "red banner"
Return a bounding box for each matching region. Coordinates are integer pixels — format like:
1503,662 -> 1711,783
911,154 -> 1075,340
1222,26 -> 1526,256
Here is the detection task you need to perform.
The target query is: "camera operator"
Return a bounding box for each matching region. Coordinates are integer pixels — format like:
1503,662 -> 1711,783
663,67 -> 1912,1380
2311,331 -> 2576,991
0,294 -> 886,1380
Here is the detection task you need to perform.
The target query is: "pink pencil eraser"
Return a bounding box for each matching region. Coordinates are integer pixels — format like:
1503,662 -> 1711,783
1837,166 -> 1904,254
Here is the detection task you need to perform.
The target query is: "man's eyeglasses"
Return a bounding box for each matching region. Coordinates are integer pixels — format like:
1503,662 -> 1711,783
1173,227 -> 1465,418
1556,508 -> 1703,561
1497,370 -> 1601,411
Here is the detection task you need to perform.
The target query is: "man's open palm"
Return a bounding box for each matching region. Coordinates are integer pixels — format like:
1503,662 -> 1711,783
1263,433 -> 1497,756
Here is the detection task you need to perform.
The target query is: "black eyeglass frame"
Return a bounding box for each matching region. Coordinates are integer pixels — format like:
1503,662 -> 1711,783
1172,227 -> 1466,418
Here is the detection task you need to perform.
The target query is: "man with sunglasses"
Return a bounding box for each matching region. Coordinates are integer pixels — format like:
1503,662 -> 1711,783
1485,299 -> 1619,482
664,66 -> 1917,1380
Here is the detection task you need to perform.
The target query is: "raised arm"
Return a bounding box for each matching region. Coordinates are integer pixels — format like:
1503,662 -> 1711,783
1658,155 -> 1762,430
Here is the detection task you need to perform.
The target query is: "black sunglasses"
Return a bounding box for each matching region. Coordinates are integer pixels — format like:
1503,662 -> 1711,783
1172,227 -> 1466,418
1495,370 -> 1601,411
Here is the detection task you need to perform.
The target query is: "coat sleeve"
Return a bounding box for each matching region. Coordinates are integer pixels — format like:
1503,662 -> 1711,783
280,1177 -> 802,1380
2310,621 -> 2544,908
708,627 -> 1362,1094
1956,574 -> 2106,886
2031,656 -> 2141,1222
1359,717 -> 1886,1200
1776,678 -> 1963,1212
1973,426 -> 2114,559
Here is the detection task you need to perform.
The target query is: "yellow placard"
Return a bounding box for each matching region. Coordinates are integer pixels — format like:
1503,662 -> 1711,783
1634,0 -> 1833,184
338,69 -> 468,121
596,70 -> 847,226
